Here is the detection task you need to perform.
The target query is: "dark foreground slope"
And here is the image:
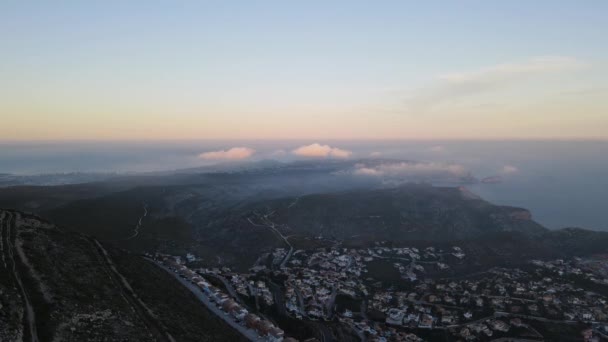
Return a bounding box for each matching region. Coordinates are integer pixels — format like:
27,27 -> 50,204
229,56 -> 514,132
0,209 -> 244,342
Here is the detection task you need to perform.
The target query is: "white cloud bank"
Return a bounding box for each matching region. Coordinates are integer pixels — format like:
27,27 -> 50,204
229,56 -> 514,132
500,165 -> 519,175
199,147 -> 255,160
270,149 -> 287,157
352,161 -> 468,178
292,143 -> 352,158
429,145 -> 445,153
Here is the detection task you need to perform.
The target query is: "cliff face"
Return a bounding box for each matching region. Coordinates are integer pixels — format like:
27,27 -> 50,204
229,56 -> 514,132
0,210 -> 244,342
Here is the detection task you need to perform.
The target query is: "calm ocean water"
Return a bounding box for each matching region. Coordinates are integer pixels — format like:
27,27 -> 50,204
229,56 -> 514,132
1,140 -> 606,231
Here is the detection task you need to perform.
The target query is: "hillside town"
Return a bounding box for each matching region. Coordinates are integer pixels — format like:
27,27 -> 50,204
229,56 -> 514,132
154,255 -> 286,342
154,246 -> 608,341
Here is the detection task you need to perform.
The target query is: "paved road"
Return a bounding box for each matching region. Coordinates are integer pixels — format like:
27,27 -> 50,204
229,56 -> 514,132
248,212 -> 294,268
248,283 -> 261,310
360,300 -> 369,321
294,287 -> 307,317
326,287 -> 338,319
269,281 -> 287,316
490,339 -> 543,342
205,273 -> 246,305
280,245 -> 294,269
287,196 -> 300,209
266,226 -> 293,268
149,259 -> 264,342
494,311 -> 596,324
315,322 -> 334,342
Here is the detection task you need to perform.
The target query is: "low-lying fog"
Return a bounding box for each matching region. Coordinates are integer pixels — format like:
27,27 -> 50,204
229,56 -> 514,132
1,140 -> 607,231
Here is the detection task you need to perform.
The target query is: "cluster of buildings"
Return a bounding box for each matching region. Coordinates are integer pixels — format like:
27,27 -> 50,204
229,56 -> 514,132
360,263 -> 608,340
457,318 -> 513,340
278,247 -> 607,340
282,248 -> 370,319
156,255 -> 285,342
272,248 -> 288,266
369,290 -> 470,329
159,245 -> 608,341
250,280 -> 275,307
356,245 -> 465,264
532,257 -> 608,286
243,313 -> 286,342
369,245 -> 463,282
200,267 -> 276,307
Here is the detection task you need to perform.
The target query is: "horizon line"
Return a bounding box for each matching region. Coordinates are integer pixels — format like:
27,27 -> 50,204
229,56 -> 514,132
1,137 -> 608,144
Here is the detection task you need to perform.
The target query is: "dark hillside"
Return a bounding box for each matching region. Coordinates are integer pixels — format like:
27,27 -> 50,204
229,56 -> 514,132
0,209 -> 244,341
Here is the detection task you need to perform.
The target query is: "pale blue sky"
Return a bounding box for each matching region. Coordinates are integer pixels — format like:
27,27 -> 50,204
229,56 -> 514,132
1,1 -> 607,139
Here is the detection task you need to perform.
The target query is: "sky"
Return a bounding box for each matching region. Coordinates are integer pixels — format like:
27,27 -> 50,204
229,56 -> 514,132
1,1 -> 607,140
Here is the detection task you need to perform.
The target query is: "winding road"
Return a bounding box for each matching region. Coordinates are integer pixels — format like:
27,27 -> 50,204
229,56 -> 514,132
205,273 -> 243,304
126,204 -> 148,240
287,196 -> 300,209
248,211 -> 294,269
294,287 -> 307,317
